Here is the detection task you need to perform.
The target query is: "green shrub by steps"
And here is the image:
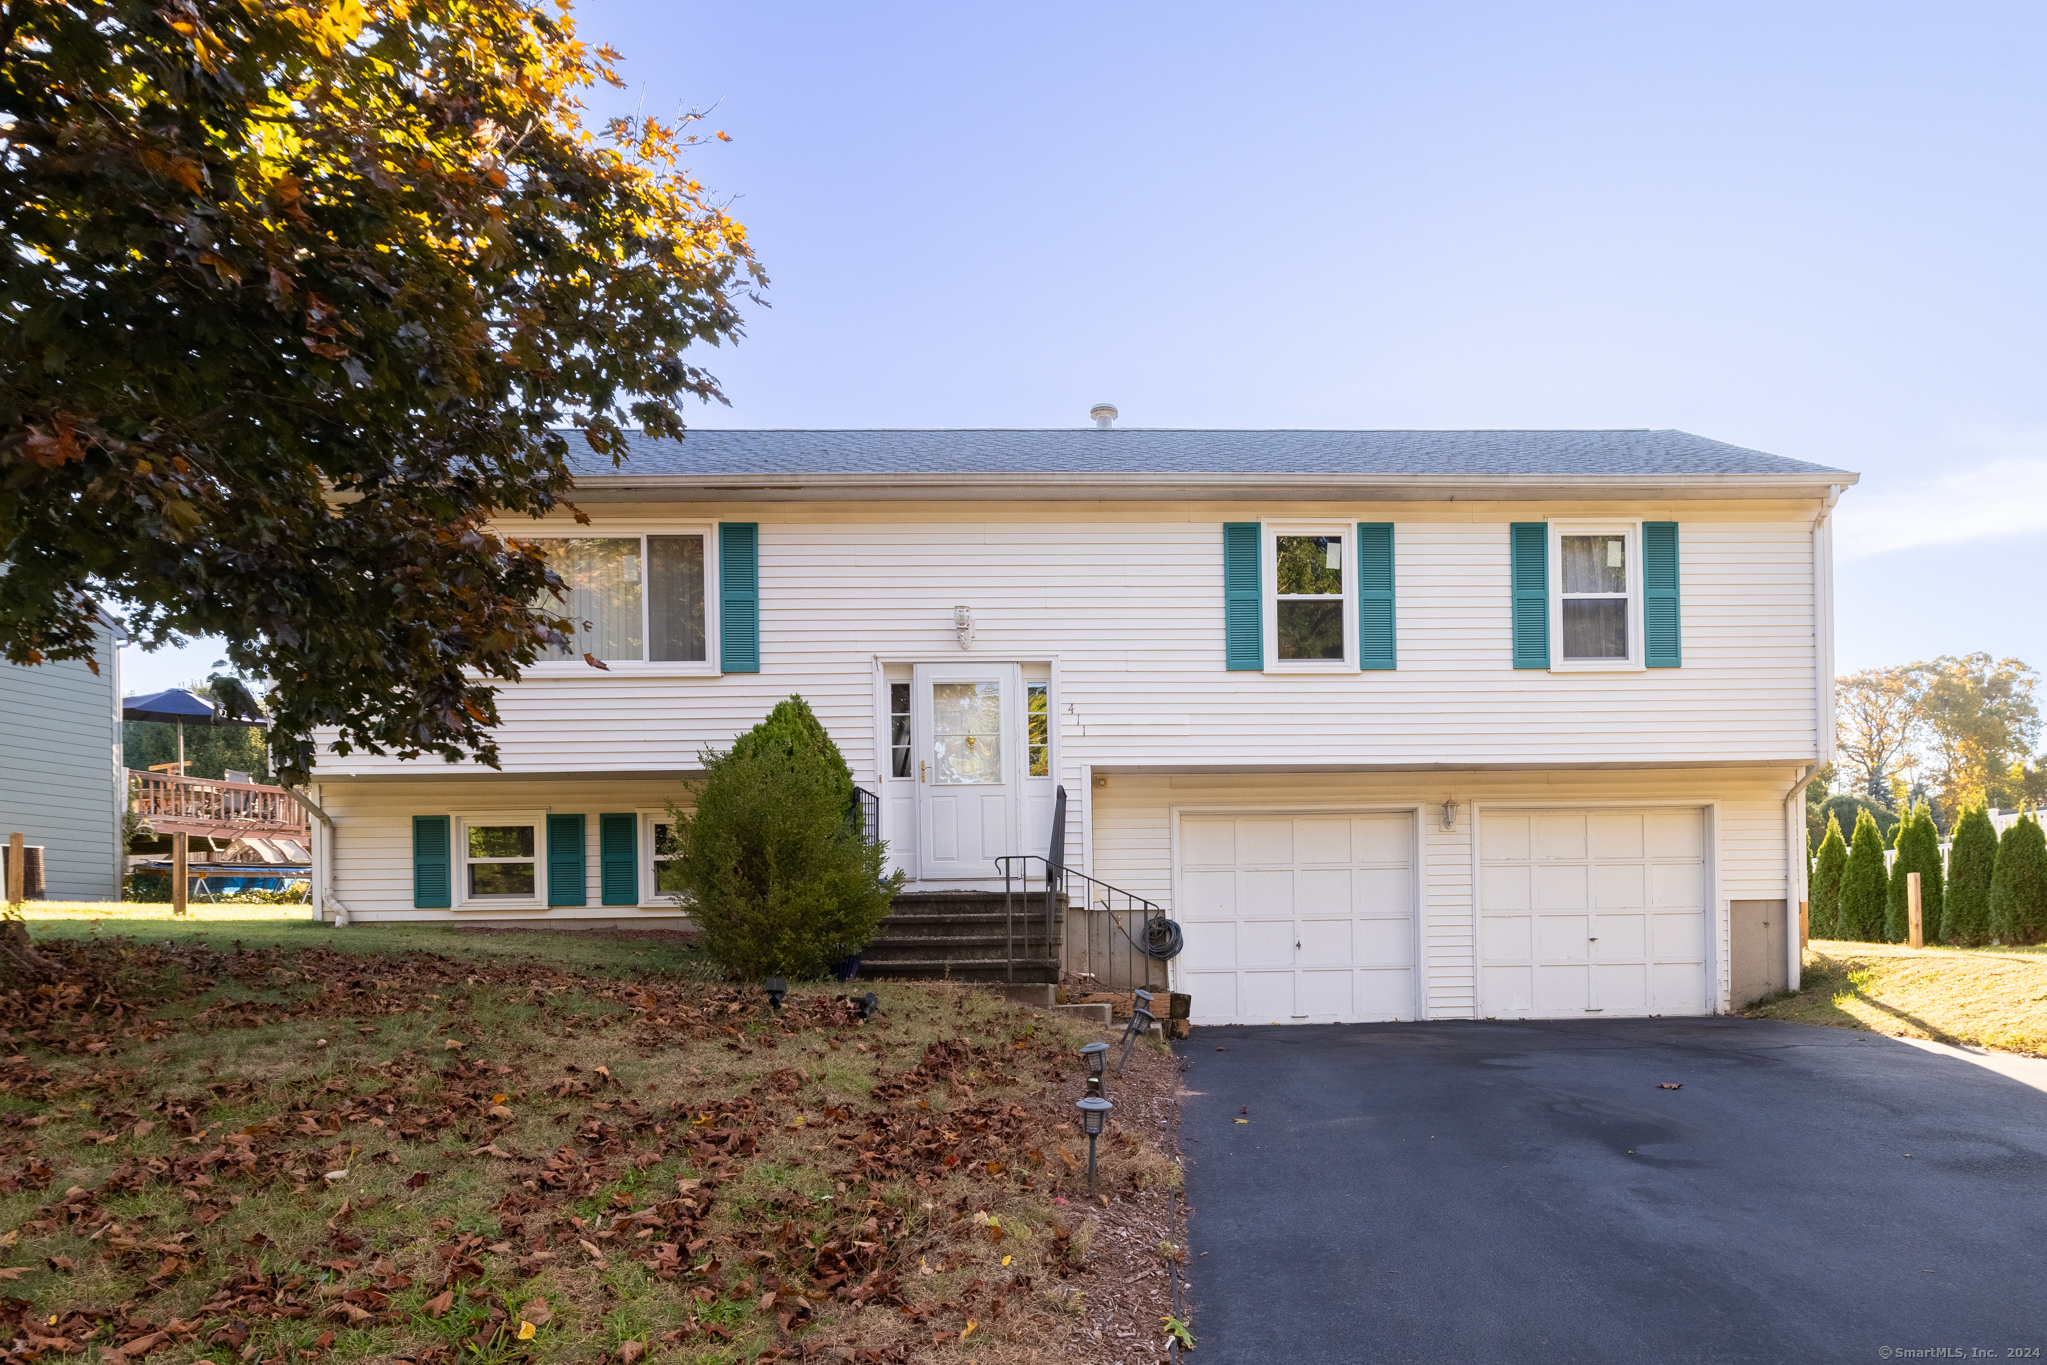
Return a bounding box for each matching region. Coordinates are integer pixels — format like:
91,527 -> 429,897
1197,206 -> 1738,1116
666,695 -> 903,979
1838,808 -> 1890,943
1943,805 -> 1998,945
1810,813 -> 1847,939
1988,812 -> 2047,946
1885,803 -> 1944,943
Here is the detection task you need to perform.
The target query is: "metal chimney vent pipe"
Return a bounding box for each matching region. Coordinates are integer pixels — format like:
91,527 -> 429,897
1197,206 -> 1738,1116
1089,404 -> 1118,430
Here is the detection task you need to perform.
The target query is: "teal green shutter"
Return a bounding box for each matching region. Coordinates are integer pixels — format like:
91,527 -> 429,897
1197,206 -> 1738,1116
547,813 -> 586,906
1223,523 -> 1262,671
1643,521 -> 1681,668
412,815 -> 451,909
1510,523 -> 1549,669
719,523 -> 759,673
599,813 -> 637,906
1356,523 -> 1395,671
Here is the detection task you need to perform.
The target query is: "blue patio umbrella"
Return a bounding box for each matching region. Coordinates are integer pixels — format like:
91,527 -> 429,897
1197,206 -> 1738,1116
121,687 -> 266,771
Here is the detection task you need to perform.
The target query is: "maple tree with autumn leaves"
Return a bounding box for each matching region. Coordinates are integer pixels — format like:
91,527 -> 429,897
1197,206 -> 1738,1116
1,0 -> 763,783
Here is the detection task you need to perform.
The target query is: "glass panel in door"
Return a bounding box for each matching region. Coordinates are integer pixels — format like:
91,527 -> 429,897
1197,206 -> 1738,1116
931,681 -> 1003,785
914,664 -> 1021,882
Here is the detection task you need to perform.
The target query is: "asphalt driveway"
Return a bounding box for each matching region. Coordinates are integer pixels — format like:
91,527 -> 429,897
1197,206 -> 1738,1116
1177,1019 -> 2047,1364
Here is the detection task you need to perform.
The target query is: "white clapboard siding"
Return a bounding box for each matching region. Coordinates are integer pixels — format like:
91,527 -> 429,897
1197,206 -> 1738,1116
1087,767 -> 1799,1018
0,625 -> 123,900
315,778 -> 697,923
312,498 -> 1822,782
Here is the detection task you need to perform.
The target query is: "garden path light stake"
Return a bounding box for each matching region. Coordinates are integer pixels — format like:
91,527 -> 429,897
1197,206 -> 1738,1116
1080,1041 -> 1109,1098
1076,1095 -> 1112,1196
1117,989 -> 1157,1070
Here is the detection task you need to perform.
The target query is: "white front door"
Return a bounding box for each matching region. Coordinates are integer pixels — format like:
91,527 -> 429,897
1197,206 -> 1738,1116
1478,808 -> 1709,1019
913,663 -> 1023,881
1177,813 -> 1417,1025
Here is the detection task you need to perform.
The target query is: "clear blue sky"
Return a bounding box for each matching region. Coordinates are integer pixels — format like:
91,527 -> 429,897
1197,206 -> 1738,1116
125,1 -> 2047,690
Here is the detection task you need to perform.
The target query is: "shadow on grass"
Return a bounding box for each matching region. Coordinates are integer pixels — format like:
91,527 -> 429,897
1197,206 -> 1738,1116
1751,952 -> 1968,1047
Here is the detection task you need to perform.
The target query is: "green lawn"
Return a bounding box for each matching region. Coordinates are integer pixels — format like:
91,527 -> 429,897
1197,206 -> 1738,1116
18,903 -> 709,978
1745,939 -> 2047,1056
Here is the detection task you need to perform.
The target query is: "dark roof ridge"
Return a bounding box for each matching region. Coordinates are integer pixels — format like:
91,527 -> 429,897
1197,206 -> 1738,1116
558,426 -> 1854,481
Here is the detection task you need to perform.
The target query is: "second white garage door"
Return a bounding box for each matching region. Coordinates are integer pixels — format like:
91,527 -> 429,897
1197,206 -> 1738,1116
1478,808 -> 1710,1019
1177,813 -> 1416,1026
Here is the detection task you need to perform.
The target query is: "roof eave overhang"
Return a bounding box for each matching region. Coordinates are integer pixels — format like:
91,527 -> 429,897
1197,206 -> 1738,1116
562,471 -> 1860,504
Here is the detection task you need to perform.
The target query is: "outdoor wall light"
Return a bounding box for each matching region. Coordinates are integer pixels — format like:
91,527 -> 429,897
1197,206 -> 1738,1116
763,977 -> 788,1010
1075,1095 -> 1114,1195
859,991 -> 880,1020
1441,798 -> 1458,831
1079,1041 -> 1109,1098
953,605 -> 975,650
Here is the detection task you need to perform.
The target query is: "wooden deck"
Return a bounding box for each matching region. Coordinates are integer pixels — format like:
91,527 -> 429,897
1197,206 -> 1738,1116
127,770 -> 310,842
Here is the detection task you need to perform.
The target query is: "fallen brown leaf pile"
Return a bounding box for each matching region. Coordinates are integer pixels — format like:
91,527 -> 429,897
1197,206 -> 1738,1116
0,936 -> 1186,1364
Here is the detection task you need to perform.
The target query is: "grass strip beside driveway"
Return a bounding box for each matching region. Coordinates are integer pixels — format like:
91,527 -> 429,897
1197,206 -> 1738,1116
1745,939 -> 2047,1056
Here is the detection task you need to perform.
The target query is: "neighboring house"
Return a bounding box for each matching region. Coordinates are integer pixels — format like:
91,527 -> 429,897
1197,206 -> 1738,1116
308,424 -> 1853,1024
0,617 -> 126,900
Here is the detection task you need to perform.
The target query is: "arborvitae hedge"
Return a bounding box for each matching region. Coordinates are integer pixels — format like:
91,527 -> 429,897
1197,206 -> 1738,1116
1838,808 -> 1890,943
1810,814 -> 1848,940
667,695 -> 903,979
1885,803 -> 1945,943
1943,805 -> 1998,946
1988,812 -> 2047,946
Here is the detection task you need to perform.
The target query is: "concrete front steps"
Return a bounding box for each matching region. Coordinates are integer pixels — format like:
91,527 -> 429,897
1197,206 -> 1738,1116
859,890 -> 1066,984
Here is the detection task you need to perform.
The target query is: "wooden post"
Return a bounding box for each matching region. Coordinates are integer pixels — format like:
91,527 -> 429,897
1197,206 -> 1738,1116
5,832 -> 22,906
1907,871 -> 1923,949
1799,899 -> 1809,950
172,832 -> 189,918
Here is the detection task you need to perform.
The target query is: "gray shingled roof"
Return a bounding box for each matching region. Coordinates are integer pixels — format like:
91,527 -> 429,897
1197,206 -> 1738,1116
567,428 -> 1849,479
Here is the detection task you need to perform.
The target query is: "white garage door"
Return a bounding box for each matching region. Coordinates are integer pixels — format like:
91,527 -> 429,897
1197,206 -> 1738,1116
1478,808 -> 1708,1019
1178,813 -> 1416,1025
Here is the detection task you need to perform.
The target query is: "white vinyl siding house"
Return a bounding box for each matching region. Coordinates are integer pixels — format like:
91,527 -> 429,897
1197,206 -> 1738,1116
0,619 -> 125,900
308,428 -> 1853,1023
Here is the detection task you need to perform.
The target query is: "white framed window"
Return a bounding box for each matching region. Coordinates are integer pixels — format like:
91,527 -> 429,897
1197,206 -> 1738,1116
888,682 -> 913,779
1550,522 -> 1643,671
518,527 -> 717,674
1026,682 -> 1050,776
455,811 -> 546,910
1263,524 -> 1354,671
641,810 -> 688,907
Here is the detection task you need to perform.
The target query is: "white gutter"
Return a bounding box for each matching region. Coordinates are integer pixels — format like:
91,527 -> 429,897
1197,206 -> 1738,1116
286,785 -> 352,926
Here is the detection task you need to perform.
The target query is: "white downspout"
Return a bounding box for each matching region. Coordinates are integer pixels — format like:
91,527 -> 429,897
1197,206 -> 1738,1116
1787,484 -> 1843,989
286,785 -> 352,926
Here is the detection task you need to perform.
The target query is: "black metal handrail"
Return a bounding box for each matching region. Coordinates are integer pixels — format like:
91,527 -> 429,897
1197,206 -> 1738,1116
849,785 -> 880,847
994,853 -> 1176,991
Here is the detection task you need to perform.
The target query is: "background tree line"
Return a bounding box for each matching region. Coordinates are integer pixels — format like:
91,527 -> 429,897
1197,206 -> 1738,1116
1810,802 -> 2047,947
1810,652 -> 2044,843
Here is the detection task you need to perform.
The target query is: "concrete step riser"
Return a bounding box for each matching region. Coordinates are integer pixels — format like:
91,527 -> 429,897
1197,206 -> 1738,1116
866,892 -> 1065,981
859,961 -> 1064,982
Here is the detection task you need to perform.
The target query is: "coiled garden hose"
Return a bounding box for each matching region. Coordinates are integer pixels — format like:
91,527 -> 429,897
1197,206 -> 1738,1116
1142,916 -> 1185,960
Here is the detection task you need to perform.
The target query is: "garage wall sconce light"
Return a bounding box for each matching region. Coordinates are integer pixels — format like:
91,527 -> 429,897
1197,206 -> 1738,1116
953,605 -> 975,650
1440,798 -> 1458,831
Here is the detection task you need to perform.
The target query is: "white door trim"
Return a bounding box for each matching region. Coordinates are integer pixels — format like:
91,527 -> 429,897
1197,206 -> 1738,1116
1168,802 -> 1427,1023
1468,799 -> 1723,1019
